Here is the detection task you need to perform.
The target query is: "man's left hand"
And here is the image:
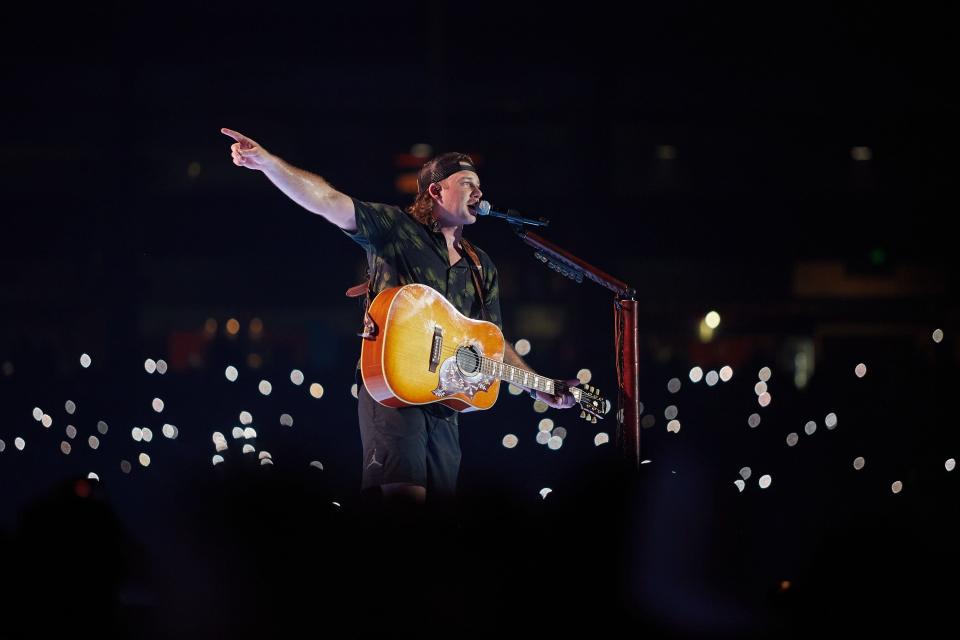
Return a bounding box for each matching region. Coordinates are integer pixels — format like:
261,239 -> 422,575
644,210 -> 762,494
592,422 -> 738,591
535,378 -> 581,410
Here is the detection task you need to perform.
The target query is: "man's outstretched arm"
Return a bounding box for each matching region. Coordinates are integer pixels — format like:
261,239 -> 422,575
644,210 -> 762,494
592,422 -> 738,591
221,127 -> 356,232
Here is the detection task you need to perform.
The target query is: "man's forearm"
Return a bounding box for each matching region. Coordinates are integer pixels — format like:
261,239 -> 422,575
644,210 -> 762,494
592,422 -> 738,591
504,342 -> 538,377
261,156 -> 356,230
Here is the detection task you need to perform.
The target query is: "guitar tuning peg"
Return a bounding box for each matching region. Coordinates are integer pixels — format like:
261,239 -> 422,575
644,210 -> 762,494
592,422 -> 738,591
580,411 -> 586,420
591,416 -> 598,424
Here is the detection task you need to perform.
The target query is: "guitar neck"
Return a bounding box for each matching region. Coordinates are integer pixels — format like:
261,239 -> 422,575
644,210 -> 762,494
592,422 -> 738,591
479,357 -> 565,396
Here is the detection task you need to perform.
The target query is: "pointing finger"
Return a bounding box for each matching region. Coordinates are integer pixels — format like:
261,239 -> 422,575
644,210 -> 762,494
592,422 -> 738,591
221,127 -> 248,143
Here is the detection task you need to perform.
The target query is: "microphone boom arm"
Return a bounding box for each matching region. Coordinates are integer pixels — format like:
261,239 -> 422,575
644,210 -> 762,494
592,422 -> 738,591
475,201 -> 549,228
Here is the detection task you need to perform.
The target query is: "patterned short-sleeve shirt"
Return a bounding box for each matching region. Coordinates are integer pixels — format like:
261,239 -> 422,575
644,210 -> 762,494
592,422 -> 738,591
342,198 -> 503,330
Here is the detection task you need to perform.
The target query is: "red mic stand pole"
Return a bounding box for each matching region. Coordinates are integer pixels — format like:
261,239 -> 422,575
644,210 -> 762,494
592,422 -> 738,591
512,226 -> 640,470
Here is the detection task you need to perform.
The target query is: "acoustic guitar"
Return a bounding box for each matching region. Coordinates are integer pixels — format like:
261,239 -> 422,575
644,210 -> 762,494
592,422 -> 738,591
360,283 -> 607,421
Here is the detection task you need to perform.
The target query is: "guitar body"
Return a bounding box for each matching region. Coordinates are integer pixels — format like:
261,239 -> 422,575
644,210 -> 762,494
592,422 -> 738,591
361,284 -> 505,412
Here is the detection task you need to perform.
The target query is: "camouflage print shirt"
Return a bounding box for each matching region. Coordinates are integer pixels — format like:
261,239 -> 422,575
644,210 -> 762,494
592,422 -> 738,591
342,198 -> 503,330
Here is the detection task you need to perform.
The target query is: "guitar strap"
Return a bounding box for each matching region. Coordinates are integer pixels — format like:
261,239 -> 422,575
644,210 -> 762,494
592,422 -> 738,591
458,237 -> 492,324
344,237 -> 490,336
345,280 -> 377,339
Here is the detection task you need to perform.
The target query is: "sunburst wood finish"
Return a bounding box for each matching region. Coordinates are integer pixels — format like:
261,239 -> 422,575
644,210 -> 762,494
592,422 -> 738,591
361,283 -> 505,411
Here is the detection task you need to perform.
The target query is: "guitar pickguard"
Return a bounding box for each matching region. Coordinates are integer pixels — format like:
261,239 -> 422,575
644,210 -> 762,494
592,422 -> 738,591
432,353 -> 495,399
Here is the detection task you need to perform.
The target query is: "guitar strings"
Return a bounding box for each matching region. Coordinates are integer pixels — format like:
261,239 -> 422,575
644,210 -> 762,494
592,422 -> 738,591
379,346 -> 598,412
384,346 -> 565,393
378,330 -> 591,396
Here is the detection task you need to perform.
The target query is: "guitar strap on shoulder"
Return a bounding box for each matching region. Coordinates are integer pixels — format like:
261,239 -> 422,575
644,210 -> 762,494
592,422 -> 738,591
458,237 -> 492,324
345,238 -> 491,329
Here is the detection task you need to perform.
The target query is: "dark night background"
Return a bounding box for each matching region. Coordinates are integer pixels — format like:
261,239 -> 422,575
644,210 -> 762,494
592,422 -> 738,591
1,2 -> 958,638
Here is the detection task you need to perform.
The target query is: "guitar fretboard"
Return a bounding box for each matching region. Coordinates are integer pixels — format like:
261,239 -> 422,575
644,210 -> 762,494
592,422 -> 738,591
480,357 -> 556,395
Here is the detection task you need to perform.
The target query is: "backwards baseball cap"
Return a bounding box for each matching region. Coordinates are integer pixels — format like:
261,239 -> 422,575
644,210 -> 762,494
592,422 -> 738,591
417,152 -> 479,194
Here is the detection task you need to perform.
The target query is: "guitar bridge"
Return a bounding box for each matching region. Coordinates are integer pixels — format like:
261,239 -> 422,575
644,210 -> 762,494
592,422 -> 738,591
428,326 -> 443,372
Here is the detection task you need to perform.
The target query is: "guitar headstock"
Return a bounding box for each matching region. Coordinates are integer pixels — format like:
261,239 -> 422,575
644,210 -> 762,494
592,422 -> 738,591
569,384 -> 609,423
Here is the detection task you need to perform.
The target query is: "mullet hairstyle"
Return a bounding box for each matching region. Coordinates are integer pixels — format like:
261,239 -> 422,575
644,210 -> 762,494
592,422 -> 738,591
405,189 -> 437,227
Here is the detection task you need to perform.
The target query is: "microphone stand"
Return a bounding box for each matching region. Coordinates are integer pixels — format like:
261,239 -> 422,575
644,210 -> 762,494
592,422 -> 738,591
507,220 -> 641,470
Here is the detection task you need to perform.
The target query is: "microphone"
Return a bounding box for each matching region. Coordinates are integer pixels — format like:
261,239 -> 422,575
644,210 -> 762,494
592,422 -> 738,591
473,200 -> 549,227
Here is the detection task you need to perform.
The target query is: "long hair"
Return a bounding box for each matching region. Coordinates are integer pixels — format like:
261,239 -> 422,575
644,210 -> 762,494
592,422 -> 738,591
406,189 -> 438,229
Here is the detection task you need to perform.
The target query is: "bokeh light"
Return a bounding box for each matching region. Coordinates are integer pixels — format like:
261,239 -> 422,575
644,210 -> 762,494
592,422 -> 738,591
514,339 -> 531,356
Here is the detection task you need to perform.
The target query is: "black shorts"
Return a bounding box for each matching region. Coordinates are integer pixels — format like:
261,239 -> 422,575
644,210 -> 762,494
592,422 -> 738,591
357,384 -> 461,497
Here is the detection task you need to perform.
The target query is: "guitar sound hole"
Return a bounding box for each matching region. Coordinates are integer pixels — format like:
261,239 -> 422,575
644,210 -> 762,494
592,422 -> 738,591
455,346 -> 481,375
